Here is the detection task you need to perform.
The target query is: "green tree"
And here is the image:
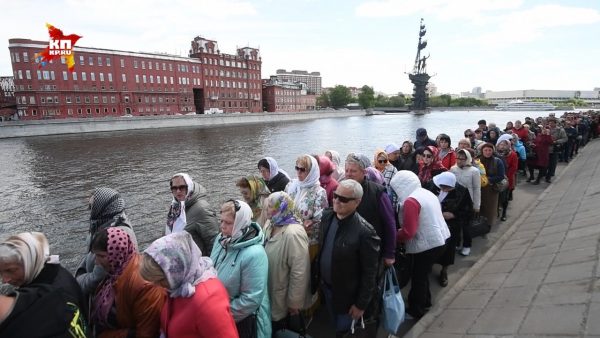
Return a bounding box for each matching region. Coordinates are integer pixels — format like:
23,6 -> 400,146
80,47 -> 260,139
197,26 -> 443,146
358,85 -> 375,109
374,94 -> 390,107
316,93 -> 330,108
389,95 -> 406,107
328,85 -> 352,108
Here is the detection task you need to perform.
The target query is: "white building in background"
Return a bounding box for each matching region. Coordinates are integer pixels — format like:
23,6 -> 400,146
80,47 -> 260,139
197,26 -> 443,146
275,69 -> 322,95
461,86 -> 484,99
426,82 -> 438,96
485,89 -> 600,106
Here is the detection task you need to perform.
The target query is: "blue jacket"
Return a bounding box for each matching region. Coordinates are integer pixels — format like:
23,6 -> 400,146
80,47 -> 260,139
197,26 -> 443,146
514,140 -> 527,160
211,222 -> 271,338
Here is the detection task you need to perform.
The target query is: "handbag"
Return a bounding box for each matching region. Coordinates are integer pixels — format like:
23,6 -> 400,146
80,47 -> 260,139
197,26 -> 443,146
468,215 -> 490,238
236,313 -> 258,338
274,313 -> 312,338
525,145 -> 537,160
393,244 -> 413,289
492,176 -> 508,192
342,316 -> 378,338
381,267 -> 405,334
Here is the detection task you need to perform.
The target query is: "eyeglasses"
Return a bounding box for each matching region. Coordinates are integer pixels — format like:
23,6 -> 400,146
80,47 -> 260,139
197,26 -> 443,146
227,199 -> 241,212
424,154 -> 433,159
475,131 -> 482,134
378,159 -> 387,164
333,193 -> 356,203
170,185 -> 187,192
457,157 -> 467,161
465,134 -> 474,137
295,166 -> 306,172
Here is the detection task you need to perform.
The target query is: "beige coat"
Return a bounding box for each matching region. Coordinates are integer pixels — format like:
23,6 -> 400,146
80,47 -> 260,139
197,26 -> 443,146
263,223 -> 311,321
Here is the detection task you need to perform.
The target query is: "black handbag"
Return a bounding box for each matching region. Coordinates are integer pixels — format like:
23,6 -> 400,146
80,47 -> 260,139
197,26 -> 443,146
236,313 -> 258,338
393,244 -> 413,289
469,215 -> 490,238
342,316 -> 379,338
274,313 -> 312,338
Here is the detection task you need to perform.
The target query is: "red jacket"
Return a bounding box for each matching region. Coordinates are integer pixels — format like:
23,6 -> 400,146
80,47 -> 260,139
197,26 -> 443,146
512,127 -> 529,143
503,151 -> 519,190
440,149 -> 456,170
530,134 -> 553,168
160,278 -> 239,338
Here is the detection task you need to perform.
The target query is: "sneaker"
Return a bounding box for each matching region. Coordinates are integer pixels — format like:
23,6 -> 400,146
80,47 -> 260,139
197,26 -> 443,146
456,246 -> 463,251
460,247 -> 471,256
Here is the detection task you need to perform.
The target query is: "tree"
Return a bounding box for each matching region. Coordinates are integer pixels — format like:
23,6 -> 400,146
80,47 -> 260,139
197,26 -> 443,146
328,85 -> 352,108
316,93 -> 330,108
388,95 -> 406,107
358,85 -> 375,109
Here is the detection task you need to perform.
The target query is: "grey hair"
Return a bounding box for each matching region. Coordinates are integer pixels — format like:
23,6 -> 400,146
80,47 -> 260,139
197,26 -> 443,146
0,243 -> 21,265
338,179 -> 363,199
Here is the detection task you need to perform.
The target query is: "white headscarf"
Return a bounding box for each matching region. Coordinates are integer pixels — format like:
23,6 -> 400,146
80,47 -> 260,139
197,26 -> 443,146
433,172 -> 457,202
286,155 -> 320,207
166,173 -> 194,235
265,157 -> 290,180
220,200 -> 254,247
0,232 -> 59,286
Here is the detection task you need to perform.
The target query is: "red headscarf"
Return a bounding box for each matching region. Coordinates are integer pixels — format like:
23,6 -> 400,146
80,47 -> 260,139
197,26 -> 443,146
418,146 -> 446,183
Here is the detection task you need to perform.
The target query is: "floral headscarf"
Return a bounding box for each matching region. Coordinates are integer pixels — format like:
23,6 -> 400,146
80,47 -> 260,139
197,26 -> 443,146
245,175 -> 270,204
286,155 -> 320,203
144,231 -> 217,298
93,227 -> 136,327
267,191 -> 301,227
166,173 -> 194,234
418,146 -> 446,184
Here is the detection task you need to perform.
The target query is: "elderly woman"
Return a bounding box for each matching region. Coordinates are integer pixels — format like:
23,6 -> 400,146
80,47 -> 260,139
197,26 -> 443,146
286,154 -> 328,249
527,126 -> 554,185
431,172 -> 473,287
496,135 -> 519,221
167,173 -> 219,256
210,200 -> 271,338
450,149 -> 481,256
373,149 -> 398,189
391,171 -> 450,319
325,150 -> 344,181
263,192 -> 310,333
140,232 -> 238,337
316,155 -> 339,206
90,227 -> 165,337
418,146 -> 447,192
76,187 -> 138,296
478,143 -> 506,226
236,175 -> 271,227
258,157 -> 290,193
0,232 -> 87,337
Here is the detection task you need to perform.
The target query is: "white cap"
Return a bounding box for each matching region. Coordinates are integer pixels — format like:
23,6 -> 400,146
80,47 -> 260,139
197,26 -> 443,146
384,143 -> 400,154
433,172 -> 456,188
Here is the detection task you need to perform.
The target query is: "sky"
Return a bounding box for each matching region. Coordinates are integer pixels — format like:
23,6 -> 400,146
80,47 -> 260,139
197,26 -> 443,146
2,0 -> 599,95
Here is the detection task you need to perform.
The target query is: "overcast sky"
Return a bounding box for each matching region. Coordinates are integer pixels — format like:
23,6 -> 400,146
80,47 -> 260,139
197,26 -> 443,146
2,0 -> 599,95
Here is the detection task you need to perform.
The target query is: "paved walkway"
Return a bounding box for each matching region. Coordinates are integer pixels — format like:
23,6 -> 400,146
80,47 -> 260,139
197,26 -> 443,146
404,139 -> 600,337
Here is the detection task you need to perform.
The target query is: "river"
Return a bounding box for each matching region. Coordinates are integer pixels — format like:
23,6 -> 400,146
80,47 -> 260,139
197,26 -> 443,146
0,110 -> 555,269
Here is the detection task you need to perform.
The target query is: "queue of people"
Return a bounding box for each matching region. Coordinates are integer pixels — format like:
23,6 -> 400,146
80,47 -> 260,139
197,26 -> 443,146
1,110 -> 598,338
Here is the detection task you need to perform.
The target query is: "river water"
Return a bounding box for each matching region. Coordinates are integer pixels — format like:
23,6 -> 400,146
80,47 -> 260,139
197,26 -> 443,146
0,110 -> 555,269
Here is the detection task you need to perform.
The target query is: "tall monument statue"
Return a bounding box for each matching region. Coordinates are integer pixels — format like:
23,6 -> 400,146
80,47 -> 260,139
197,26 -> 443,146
408,18 -> 431,113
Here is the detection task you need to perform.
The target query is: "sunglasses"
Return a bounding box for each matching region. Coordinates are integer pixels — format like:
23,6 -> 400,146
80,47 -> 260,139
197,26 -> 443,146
378,159 -> 387,164
227,199 -> 241,212
424,154 -> 433,158
295,166 -> 306,172
465,134 -> 474,137
333,193 -> 356,203
170,185 -> 187,192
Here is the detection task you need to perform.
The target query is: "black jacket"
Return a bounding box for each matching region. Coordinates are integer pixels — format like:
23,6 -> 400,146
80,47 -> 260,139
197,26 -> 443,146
266,172 -> 290,193
317,210 -> 381,314
431,183 -> 473,230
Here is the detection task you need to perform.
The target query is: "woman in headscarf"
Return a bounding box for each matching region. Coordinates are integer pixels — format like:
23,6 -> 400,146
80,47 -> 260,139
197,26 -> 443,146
285,154 -> 328,248
140,232 -> 238,337
325,150 -> 344,181
373,149 -> 398,189
478,143 -> 506,226
236,175 -> 271,227
90,227 -> 165,337
431,172 -> 473,287
0,232 -> 87,337
418,146 -> 447,192
450,149 -> 481,257
210,200 -> 271,338
496,135 -> 519,221
76,187 -> 138,296
258,157 -> 290,193
390,171 -> 450,319
263,192 -> 310,333
316,155 -> 339,206
166,173 -> 219,256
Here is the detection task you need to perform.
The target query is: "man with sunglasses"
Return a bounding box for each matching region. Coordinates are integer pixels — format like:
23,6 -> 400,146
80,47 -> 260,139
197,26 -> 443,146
464,129 -> 483,149
317,179 -> 381,337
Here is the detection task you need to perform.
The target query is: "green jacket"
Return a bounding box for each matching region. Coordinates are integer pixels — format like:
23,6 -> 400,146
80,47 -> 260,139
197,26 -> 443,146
184,182 -> 219,256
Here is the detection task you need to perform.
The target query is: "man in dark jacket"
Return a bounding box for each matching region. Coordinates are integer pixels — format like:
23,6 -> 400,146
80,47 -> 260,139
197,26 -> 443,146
414,128 -> 437,150
318,179 -> 381,337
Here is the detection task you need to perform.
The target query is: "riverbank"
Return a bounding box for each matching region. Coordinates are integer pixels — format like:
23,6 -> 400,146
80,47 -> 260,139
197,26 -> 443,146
0,109 -> 364,138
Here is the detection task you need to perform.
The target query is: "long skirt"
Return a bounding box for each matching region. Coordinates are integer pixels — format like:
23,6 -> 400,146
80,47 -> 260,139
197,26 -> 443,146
480,185 -> 499,226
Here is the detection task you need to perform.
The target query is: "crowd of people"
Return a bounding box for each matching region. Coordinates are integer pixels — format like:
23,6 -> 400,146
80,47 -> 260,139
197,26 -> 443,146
0,110 -> 598,338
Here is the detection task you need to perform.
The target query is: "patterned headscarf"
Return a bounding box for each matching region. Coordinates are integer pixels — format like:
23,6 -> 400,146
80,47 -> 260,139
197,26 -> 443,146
144,231 -> 217,298
418,146 -> 446,184
220,200 -> 254,247
89,187 -> 125,235
365,167 -> 385,186
0,232 -> 57,286
166,173 -> 194,234
245,175 -> 270,204
93,227 -> 136,327
286,155 -> 321,202
267,191 -> 301,227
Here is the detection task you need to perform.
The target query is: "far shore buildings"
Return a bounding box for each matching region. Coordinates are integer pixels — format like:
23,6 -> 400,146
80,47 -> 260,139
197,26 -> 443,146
0,76 -> 16,121
8,35 -> 262,120
262,76 -> 316,112
484,89 -> 600,106
275,69 -> 322,95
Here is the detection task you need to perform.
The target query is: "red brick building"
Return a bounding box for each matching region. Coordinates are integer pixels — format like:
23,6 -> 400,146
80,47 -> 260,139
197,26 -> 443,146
262,77 -> 316,112
0,76 -> 16,121
8,36 -> 262,120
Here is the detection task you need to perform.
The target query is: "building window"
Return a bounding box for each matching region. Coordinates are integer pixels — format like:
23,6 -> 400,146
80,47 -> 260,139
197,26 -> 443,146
149,62 -> 152,70
134,60 -> 138,68
106,57 -> 111,66
143,75 -> 146,83
87,108 -> 92,115
42,71 -> 50,80
150,75 -> 154,84
79,55 -> 84,65
107,73 -> 112,82
121,74 -> 126,82
66,97 -> 71,103
120,59 -> 125,67
99,73 -> 104,81
170,77 -> 174,84
77,108 -> 82,115
63,71 -> 68,80
61,56 -> 66,64
163,76 -> 167,84
157,76 -> 161,84
95,108 -> 100,114
88,56 -> 93,65
17,70 -> 22,79
50,71 -> 55,80
68,109 -> 73,115
142,61 -> 146,69
85,97 -> 90,103
29,96 -> 35,104
23,52 -> 29,62
72,72 -> 78,81
169,64 -> 173,72
76,96 -> 81,103
135,75 -> 139,83
82,72 -> 87,81
32,109 -> 37,116
111,96 -> 116,103
93,96 -> 99,103
91,73 -> 95,81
